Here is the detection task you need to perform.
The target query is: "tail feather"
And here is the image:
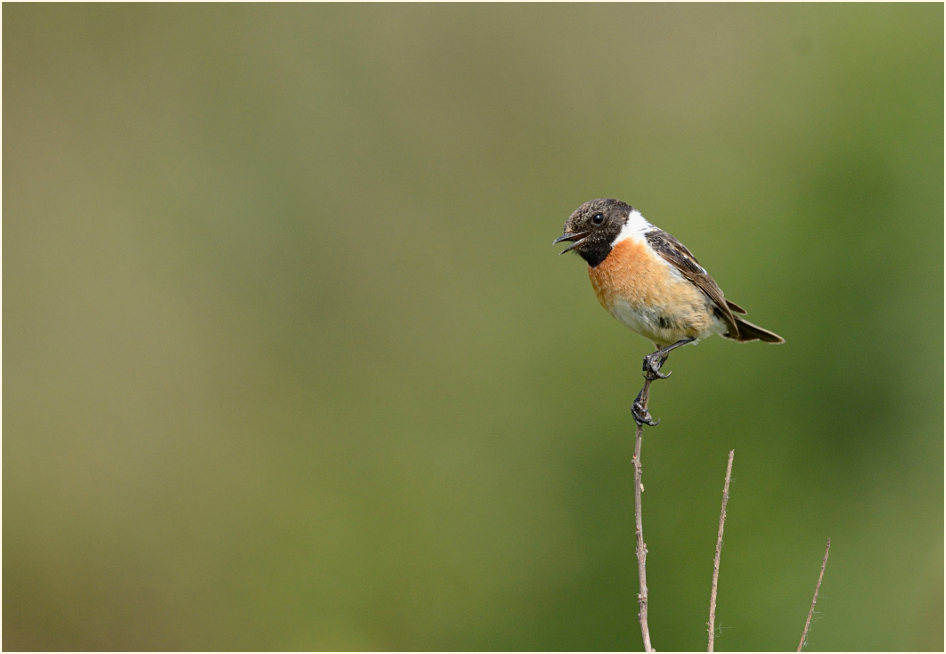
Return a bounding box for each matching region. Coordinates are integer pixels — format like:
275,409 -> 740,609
728,317 -> 784,344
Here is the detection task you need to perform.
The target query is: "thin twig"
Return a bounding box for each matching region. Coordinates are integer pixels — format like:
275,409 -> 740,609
797,538 -> 831,651
632,375 -> 655,652
707,449 -> 735,652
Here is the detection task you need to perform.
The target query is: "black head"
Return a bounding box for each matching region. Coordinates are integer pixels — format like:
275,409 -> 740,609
553,198 -> 633,267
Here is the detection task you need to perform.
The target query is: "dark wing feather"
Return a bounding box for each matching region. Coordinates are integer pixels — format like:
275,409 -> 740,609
726,299 -> 747,314
644,229 -> 740,336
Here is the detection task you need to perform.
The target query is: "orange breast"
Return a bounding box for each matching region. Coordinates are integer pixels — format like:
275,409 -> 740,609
588,239 -> 677,307
587,238 -> 716,343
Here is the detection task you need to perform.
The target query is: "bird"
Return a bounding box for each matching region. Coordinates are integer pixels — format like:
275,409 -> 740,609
554,198 -> 783,425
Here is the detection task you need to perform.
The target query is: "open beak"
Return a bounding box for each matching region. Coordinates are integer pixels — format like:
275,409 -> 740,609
553,231 -> 591,254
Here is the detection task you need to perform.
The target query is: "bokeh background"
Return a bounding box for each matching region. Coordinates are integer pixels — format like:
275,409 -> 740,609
4,3 -> 942,651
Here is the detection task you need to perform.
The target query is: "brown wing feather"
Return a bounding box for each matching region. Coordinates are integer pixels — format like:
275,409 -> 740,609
726,299 -> 747,314
644,229 -> 740,336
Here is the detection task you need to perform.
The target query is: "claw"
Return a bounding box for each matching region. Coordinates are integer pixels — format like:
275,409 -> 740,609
632,405 -> 660,427
631,339 -> 694,427
642,352 -> 671,380
632,389 -> 660,427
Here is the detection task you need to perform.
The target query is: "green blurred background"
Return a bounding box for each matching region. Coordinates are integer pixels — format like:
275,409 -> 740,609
4,3 -> 942,651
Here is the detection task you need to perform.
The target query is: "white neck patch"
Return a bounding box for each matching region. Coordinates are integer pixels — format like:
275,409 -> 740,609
614,208 -> 653,244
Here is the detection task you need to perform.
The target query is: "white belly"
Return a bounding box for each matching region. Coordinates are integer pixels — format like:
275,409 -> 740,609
608,296 -> 726,346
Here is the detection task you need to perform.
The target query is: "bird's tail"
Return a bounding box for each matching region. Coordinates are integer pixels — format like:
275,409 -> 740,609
728,317 -> 785,344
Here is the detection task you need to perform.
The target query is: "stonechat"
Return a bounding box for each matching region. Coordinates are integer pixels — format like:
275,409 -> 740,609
554,198 -> 783,424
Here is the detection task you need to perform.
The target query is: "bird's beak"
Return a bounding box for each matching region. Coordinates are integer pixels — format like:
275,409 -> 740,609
553,231 -> 591,254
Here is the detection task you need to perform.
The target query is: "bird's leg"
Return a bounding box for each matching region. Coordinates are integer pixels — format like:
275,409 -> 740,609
642,338 -> 695,380
632,338 -> 695,426
632,380 -> 659,427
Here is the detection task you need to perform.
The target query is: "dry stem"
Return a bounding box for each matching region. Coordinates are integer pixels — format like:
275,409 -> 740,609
707,449 -> 735,652
797,538 -> 831,651
632,376 -> 655,652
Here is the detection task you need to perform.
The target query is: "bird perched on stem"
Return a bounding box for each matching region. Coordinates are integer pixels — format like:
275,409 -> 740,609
555,198 -> 783,425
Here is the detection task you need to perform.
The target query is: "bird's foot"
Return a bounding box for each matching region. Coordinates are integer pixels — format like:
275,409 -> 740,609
642,351 -> 671,380
632,388 -> 660,427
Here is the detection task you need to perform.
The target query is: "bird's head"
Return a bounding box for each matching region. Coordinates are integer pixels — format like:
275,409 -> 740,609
554,198 -> 633,266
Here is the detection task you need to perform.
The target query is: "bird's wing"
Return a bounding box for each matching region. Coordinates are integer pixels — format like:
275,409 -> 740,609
726,299 -> 747,314
644,229 -> 740,335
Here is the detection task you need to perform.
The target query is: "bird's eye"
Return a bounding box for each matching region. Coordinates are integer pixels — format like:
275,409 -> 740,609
592,213 -> 604,225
